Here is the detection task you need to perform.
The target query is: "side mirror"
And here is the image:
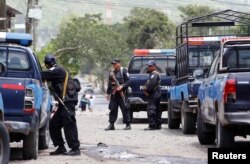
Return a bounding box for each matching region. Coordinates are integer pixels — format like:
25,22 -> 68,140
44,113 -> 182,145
0,63 -> 6,74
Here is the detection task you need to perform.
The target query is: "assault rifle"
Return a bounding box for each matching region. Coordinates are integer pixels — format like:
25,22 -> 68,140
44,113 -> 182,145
49,86 -> 70,113
110,70 -> 126,103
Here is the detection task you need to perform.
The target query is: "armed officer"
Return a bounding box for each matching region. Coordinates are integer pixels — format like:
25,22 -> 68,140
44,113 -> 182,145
105,58 -> 131,131
143,60 -> 162,130
41,54 -> 80,156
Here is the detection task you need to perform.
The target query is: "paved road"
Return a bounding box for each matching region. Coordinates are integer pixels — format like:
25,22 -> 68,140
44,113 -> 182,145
9,91 -> 250,164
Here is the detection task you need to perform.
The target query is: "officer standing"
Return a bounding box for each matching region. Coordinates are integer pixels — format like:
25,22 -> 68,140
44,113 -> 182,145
105,58 -> 131,130
41,54 -> 80,156
143,60 -> 162,130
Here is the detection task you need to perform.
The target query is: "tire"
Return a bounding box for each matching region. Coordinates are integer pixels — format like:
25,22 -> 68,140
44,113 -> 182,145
216,115 -> 234,148
0,122 -> 10,164
197,107 -> 215,145
39,119 -> 50,150
181,101 -> 196,134
167,100 -> 180,129
23,129 -> 39,160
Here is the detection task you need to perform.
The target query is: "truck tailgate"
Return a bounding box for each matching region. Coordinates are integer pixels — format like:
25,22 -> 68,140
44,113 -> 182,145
234,73 -> 250,110
130,74 -> 172,101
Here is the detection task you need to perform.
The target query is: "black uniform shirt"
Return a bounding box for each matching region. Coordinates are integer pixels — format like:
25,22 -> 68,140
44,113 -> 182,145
106,67 -> 130,95
145,70 -> 161,98
41,64 -> 66,99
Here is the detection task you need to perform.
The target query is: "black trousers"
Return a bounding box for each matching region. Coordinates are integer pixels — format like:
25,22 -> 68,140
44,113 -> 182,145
49,103 -> 80,149
108,94 -> 130,124
147,97 -> 162,127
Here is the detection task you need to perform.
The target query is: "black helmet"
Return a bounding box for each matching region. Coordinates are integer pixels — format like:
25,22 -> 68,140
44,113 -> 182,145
44,53 -> 56,66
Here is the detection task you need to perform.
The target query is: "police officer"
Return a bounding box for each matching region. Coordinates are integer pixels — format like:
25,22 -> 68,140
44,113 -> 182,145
41,54 -> 80,156
143,60 -> 162,130
105,58 -> 131,130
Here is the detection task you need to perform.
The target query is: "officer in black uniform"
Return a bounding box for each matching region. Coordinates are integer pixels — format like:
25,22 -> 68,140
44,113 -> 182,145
41,54 -> 80,156
105,58 -> 131,130
143,60 -> 162,130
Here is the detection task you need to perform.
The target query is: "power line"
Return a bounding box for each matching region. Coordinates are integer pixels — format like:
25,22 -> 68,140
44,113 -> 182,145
211,0 -> 250,6
50,0 -> 176,10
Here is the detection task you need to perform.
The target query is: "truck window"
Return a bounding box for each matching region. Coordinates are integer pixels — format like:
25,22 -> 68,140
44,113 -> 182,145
225,48 -> 250,68
189,50 -> 214,67
0,48 -> 7,65
0,48 -> 29,70
8,50 -> 29,70
129,57 -> 175,74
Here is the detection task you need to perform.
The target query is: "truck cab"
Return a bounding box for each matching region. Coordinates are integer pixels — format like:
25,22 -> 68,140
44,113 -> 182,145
0,32 -> 52,159
127,49 -> 175,120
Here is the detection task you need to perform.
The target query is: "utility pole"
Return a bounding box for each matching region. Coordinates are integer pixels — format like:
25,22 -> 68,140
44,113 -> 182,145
0,0 -> 7,31
26,0 -> 33,34
26,0 -> 39,50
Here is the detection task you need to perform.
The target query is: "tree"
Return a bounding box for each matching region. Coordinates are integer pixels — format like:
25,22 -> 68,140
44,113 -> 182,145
178,4 -> 215,22
124,8 -> 175,50
38,13 -> 128,92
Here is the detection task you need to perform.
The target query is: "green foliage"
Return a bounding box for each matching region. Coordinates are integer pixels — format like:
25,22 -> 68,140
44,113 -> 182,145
124,8 -> 175,50
178,4 -> 215,22
38,13 -> 128,88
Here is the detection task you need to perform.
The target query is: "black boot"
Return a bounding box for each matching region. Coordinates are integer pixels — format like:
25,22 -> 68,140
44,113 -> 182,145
63,148 -> 81,156
105,123 -> 115,131
50,145 -> 66,155
144,125 -> 156,130
156,125 -> 162,130
124,123 -> 131,130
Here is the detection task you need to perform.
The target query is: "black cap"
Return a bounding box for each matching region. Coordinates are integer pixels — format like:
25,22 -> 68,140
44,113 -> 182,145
146,60 -> 156,66
111,58 -> 121,64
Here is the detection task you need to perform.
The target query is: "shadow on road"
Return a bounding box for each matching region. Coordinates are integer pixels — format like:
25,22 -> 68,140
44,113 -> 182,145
117,118 -> 168,124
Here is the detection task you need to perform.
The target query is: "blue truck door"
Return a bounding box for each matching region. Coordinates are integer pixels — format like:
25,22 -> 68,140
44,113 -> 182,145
0,78 -> 25,117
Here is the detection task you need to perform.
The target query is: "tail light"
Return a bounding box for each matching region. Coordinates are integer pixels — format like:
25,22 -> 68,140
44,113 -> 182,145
223,79 -> 236,103
24,88 -> 35,113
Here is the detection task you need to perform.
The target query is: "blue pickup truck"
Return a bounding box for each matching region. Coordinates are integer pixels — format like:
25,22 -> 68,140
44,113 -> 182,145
0,32 -> 52,159
127,49 -> 175,120
198,37 -> 250,148
0,91 -> 10,164
168,36 -> 220,134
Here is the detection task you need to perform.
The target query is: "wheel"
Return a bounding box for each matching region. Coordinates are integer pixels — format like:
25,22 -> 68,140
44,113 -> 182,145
39,119 -> 50,150
216,115 -> 234,148
197,106 -> 215,145
167,100 -> 180,129
181,101 -> 196,134
23,129 -> 39,159
0,122 -> 10,164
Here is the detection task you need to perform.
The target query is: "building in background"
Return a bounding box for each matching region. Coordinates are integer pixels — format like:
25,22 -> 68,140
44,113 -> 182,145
0,4 -> 22,31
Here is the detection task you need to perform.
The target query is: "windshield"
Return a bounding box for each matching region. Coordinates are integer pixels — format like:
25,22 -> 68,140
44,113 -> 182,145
128,56 -> 175,74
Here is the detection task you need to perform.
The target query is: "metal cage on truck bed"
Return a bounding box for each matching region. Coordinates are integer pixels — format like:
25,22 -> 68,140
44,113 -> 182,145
176,9 -> 250,81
